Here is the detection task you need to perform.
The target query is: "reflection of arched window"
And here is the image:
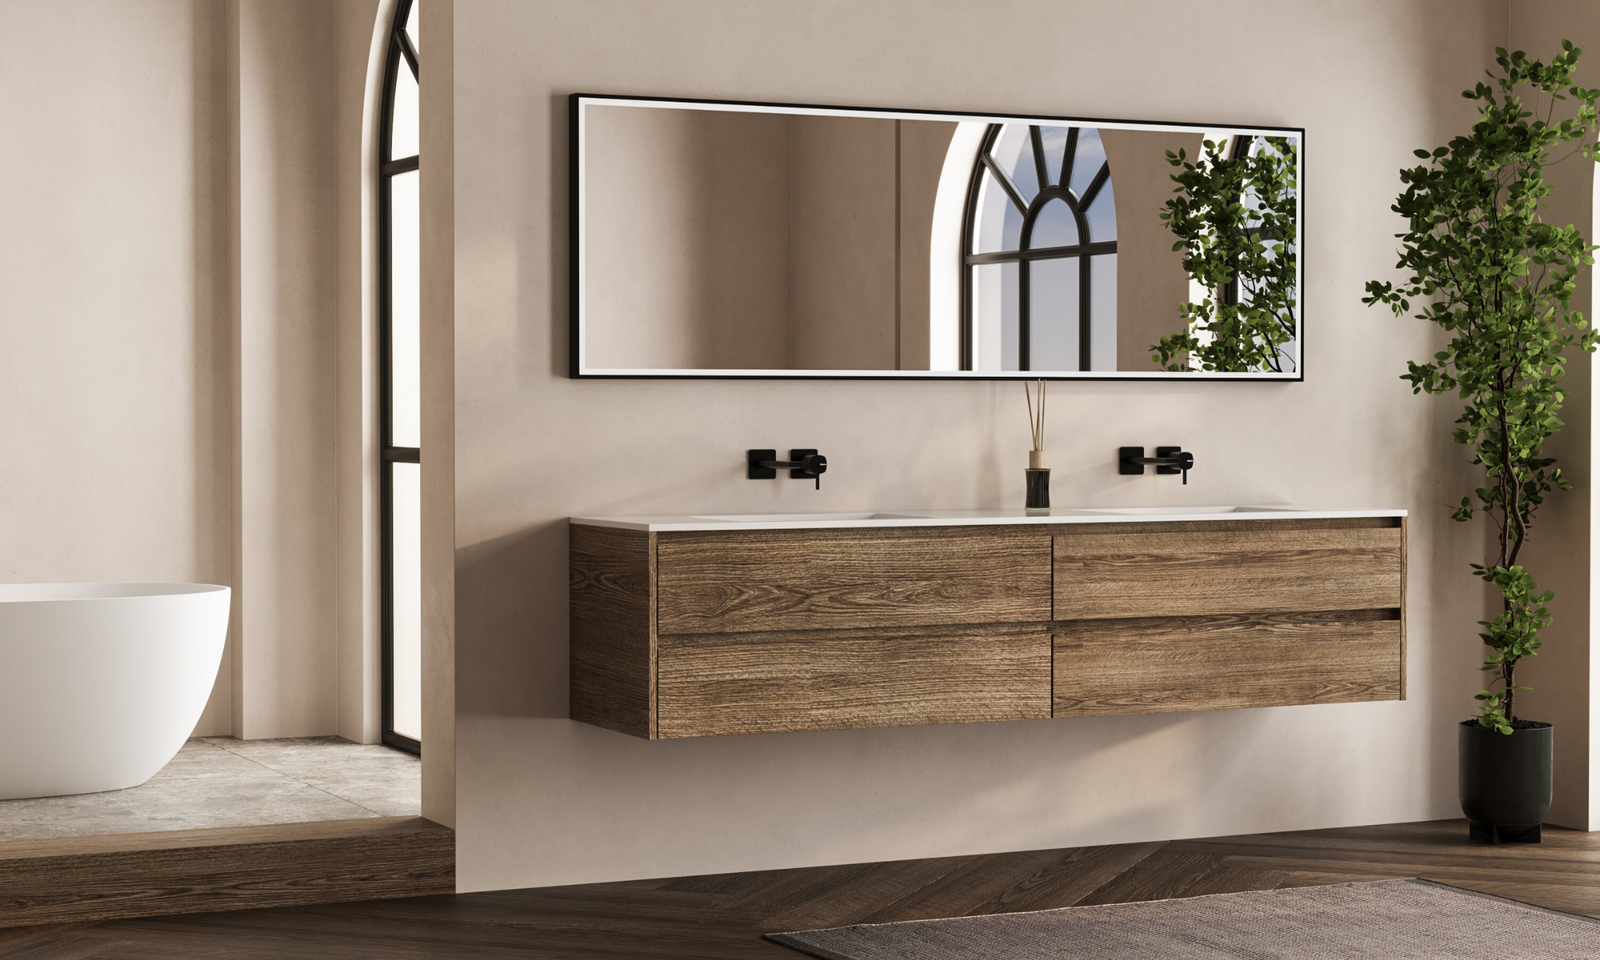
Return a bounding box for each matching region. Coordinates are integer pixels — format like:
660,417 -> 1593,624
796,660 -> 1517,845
379,0 -> 420,754
962,124 -> 1117,371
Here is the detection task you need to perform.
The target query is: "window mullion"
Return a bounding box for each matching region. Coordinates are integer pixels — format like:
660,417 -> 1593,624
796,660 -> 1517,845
398,30 -> 418,80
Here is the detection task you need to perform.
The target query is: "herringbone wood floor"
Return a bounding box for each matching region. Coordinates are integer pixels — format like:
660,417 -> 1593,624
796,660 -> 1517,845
4,819 -> 1598,959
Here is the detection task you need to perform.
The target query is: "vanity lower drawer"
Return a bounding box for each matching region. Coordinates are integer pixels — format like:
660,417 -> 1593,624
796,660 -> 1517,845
1052,611 -> 1403,716
656,527 -> 1052,635
1052,519 -> 1403,620
656,624 -> 1051,737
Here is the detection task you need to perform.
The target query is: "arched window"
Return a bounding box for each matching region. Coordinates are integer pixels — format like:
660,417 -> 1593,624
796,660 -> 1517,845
379,0 -> 420,755
962,124 -> 1117,371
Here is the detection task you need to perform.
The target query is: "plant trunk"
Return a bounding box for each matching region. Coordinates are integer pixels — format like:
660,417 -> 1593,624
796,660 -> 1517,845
1504,658 -> 1516,722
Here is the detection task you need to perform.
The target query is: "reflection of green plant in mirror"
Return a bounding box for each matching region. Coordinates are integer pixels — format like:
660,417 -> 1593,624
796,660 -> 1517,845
1152,136 -> 1299,373
1363,42 -> 1600,734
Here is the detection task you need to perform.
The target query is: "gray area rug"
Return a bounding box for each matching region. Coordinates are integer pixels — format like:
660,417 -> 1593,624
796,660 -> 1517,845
765,879 -> 1600,959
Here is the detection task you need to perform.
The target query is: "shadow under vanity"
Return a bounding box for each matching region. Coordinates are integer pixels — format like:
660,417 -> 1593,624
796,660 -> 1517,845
568,509 -> 1406,739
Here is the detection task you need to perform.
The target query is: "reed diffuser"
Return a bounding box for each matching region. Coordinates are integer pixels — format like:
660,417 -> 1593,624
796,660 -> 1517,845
1024,379 -> 1050,514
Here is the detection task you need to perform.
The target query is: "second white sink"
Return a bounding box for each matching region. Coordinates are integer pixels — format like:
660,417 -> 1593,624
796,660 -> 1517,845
690,512 -> 929,523
1064,505 -> 1297,515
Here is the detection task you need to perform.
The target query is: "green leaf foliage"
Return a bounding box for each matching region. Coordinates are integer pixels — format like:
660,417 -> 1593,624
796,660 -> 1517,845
1153,136 -> 1299,372
1363,43 -> 1600,732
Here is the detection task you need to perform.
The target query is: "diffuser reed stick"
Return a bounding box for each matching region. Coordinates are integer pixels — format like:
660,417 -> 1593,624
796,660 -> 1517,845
1025,379 -> 1047,470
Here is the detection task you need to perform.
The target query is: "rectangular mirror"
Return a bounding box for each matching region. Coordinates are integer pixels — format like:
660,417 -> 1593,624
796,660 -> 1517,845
571,94 -> 1303,380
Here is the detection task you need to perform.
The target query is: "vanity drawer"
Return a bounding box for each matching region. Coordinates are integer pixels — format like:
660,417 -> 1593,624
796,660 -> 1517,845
1053,611 -> 1403,716
656,528 -> 1052,635
1052,519 -> 1403,620
656,623 -> 1051,737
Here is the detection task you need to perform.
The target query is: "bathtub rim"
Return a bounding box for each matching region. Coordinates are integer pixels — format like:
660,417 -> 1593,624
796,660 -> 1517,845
0,582 -> 231,603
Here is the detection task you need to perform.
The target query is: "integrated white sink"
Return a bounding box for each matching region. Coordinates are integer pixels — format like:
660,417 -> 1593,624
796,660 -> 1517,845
1063,505 -> 1300,516
689,512 -> 929,522
573,506 -> 1405,532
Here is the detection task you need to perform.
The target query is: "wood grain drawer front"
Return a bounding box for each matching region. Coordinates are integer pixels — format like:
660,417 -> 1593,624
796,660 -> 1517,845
1053,612 -> 1403,716
656,529 -> 1052,635
1053,523 -> 1403,620
657,625 -> 1051,737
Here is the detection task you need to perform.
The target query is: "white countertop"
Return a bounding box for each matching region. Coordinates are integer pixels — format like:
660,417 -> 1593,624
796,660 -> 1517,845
570,506 -> 1408,533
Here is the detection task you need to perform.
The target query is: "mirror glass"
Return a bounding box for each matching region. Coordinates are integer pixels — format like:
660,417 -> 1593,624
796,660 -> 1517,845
572,95 -> 1302,380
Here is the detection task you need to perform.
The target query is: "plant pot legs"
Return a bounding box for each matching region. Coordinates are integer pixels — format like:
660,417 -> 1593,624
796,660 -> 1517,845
1467,821 -> 1542,844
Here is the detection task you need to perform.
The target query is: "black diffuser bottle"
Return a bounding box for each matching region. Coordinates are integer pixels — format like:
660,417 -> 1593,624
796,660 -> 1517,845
1024,379 -> 1050,515
1025,450 -> 1050,514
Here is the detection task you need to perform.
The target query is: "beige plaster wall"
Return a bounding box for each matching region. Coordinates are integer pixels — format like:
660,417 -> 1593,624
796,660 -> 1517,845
897,120 -> 959,371
791,115 -> 955,372
583,110 -> 951,372
790,116 -> 898,369
444,0 -> 1541,893
231,0 -> 343,739
1504,0 -> 1599,830
584,107 -> 794,370
231,0 -> 382,742
1103,129 -> 1200,371
421,0 -> 458,828
336,0 -> 387,744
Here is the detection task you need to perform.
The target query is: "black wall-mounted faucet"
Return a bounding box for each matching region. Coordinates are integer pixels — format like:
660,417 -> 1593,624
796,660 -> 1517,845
748,449 -> 828,489
1119,446 -> 1194,485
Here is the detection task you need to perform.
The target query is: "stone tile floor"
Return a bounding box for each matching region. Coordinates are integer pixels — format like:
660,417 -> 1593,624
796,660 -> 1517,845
0,736 -> 420,841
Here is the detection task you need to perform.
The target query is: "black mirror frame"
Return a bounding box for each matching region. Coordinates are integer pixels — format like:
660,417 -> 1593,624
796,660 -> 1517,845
568,92 -> 1305,383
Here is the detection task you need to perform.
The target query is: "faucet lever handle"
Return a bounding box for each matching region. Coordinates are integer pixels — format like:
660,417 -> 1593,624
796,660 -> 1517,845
1155,447 -> 1194,485
791,450 -> 826,490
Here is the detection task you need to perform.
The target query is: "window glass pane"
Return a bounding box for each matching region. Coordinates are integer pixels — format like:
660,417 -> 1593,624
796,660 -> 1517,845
1038,125 -> 1069,187
1084,175 -> 1115,243
1068,127 -> 1107,200
1029,257 -> 1080,371
1240,136 -> 1298,218
405,0 -> 419,55
390,54 -> 419,160
1029,198 -> 1078,249
989,123 -> 1038,206
1089,253 -> 1118,371
390,170 -> 420,447
391,461 -> 422,742
972,169 -> 1023,254
971,261 -> 1019,371
1281,137 -> 1298,197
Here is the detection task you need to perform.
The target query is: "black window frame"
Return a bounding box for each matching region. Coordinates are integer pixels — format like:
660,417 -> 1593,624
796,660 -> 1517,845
378,0 -> 421,756
960,123 -> 1118,372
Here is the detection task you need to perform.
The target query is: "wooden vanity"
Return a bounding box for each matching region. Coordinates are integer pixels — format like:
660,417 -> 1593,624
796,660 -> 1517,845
569,510 -> 1406,739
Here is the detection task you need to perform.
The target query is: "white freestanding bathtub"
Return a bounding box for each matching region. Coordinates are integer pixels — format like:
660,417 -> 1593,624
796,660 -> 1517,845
0,583 -> 230,800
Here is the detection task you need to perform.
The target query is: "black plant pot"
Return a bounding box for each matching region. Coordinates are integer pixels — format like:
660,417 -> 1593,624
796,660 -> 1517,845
1458,719 -> 1552,843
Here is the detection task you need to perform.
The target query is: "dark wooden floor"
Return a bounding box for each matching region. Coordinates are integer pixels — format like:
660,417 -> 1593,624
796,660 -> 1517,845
4,818 -> 1597,959
0,818 -> 453,930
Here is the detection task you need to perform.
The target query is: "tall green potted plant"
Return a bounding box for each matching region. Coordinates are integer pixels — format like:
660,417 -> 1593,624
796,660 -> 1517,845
1365,42 -> 1600,843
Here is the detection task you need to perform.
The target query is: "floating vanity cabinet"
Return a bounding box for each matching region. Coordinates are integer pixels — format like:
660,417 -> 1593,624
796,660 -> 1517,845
570,511 -> 1406,739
